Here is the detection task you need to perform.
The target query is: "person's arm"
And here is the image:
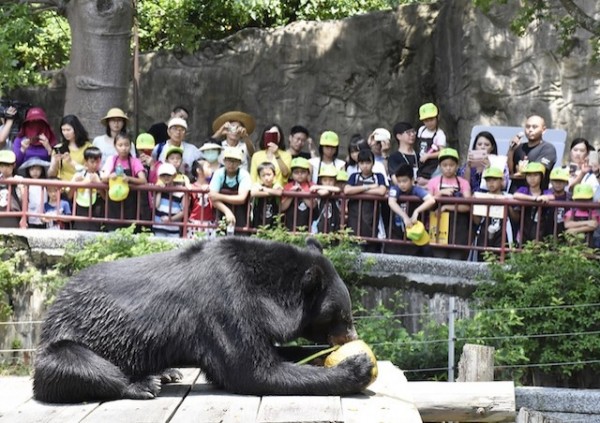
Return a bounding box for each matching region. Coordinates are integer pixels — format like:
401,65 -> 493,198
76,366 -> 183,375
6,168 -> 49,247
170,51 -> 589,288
251,183 -> 282,198
412,194 -> 436,221
276,151 -> 291,179
388,197 -> 413,228
209,189 -> 249,205
211,200 -> 236,224
0,107 -> 16,148
564,217 -> 598,233
307,137 -> 318,158
127,169 -> 147,185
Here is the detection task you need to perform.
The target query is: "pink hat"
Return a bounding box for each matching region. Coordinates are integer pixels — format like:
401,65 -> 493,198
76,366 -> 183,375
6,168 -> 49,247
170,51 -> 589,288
23,107 -> 50,126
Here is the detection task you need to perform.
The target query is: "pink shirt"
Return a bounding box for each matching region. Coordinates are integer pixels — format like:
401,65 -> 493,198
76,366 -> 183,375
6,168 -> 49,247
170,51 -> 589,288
565,208 -> 600,223
101,155 -> 146,178
427,175 -> 471,197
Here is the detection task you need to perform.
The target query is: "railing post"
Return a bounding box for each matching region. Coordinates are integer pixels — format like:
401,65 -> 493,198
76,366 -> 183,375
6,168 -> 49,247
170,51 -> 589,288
448,296 -> 456,382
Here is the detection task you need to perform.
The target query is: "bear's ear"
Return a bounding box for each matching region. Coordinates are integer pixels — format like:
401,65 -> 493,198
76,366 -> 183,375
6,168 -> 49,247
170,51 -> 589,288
306,237 -> 323,254
302,265 -> 325,292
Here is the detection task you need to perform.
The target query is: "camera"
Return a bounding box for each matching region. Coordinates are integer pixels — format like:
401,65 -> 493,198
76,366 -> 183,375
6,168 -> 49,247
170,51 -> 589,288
0,99 -> 32,138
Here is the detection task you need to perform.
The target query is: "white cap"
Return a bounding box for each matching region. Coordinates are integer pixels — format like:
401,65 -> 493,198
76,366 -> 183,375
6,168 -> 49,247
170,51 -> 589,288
373,128 -> 391,141
168,117 -> 188,130
158,163 -> 177,176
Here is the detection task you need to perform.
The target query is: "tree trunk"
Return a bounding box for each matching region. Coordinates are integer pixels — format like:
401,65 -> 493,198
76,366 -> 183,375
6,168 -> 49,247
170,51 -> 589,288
64,0 -> 133,137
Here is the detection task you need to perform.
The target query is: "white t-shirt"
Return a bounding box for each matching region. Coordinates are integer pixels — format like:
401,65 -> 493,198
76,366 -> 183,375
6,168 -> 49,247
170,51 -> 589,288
417,126 -> 447,151
93,135 -> 137,167
346,161 -> 389,185
308,157 -> 346,183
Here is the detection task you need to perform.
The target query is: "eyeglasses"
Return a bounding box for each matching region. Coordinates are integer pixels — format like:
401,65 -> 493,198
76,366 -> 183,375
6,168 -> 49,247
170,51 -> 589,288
170,127 -> 186,132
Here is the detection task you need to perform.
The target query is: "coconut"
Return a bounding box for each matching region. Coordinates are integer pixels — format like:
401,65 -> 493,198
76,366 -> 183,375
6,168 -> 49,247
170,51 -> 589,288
324,340 -> 378,385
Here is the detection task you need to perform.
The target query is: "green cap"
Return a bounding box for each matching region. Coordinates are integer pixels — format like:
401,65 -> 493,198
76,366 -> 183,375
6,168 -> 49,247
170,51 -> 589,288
438,148 -> 459,162
336,170 -> 349,182
523,162 -> 546,175
319,131 -> 339,147
483,167 -> 503,179
291,157 -> 310,170
419,103 -> 438,120
572,184 -> 594,200
549,167 -> 569,182
165,146 -> 184,159
136,133 -> 155,150
319,164 -> 338,178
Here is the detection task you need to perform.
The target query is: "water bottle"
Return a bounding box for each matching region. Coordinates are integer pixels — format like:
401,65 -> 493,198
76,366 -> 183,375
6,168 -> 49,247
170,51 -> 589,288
115,164 -> 124,176
226,223 -> 235,236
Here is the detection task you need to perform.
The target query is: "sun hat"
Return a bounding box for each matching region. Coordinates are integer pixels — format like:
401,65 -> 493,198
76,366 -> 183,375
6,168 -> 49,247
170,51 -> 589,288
372,128 -> 391,142
290,157 -> 310,170
419,103 -> 438,120
319,131 -> 339,147
406,221 -> 430,246
483,167 -> 503,179
572,184 -> 594,200
212,111 -> 256,135
100,108 -> 128,125
167,117 -> 188,130
199,142 -> 223,151
318,165 -> 338,178
158,163 -> 177,176
0,150 -> 17,164
222,147 -> 244,162
522,162 -> 546,175
438,148 -> 459,162
549,167 -> 569,182
336,170 -> 349,182
17,157 -> 50,176
165,146 -> 184,159
135,133 -> 155,150
23,107 -> 51,126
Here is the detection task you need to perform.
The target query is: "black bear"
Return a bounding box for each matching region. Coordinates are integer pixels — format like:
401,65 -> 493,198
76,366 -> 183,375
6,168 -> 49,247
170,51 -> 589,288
33,237 -> 373,403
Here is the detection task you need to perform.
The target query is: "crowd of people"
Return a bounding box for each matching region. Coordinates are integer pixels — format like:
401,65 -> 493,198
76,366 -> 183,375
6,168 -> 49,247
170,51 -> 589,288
0,102 -> 598,260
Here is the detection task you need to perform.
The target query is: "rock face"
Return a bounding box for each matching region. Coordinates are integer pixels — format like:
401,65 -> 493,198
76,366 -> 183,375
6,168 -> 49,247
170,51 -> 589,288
12,1 -> 600,156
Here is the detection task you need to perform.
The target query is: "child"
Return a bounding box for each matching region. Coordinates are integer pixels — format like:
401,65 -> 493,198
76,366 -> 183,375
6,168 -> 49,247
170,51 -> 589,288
153,163 -> 186,237
387,163 -> 436,255
512,162 -> 554,244
426,148 -> 471,260
198,142 -> 223,183
282,157 -> 314,231
43,180 -> 71,229
309,131 -> 346,183
136,133 -> 158,184
547,167 -> 570,237
208,147 -> 252,232
251,162 -> 283,228
188,159 -> 215,238
416,103 -> 446,187
471,167 -> 515,261
310,165 -> 342,234
72,146 -> 104,231
344,149 -> 387,252
564,184 -> 600,243
0,150 -> 23,228
100,132 -> 147,232
18,157 -> 50,229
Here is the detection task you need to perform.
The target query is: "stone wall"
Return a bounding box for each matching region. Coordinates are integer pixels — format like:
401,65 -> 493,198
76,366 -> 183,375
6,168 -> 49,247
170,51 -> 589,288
11,1 -> 600,156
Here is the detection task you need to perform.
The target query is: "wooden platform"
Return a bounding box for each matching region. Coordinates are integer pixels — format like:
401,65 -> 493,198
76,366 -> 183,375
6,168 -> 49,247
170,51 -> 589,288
0,361 -> 422,423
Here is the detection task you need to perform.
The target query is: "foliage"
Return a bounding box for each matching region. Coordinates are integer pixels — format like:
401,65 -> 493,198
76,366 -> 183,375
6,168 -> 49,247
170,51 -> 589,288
0,3 -> 70,92
469,237 -> 600,386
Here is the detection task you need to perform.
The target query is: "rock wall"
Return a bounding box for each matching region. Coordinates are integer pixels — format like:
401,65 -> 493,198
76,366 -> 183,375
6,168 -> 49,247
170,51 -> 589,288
11,1 -> 600,156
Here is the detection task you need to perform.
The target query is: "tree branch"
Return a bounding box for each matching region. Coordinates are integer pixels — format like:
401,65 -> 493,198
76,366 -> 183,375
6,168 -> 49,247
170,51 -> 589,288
558,0 -> 600,36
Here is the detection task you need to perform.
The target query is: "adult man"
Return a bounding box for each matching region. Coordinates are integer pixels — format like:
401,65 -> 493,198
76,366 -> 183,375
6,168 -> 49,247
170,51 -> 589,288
507,114 -> 557,192
147,106 -> 189,145
286,125 -> 317,160
152,118 -> 201,177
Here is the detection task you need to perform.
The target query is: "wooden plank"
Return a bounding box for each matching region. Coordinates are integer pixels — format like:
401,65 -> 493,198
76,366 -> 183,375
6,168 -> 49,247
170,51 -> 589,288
409,380 -> 516,422
0,398 -> 100,423
256,396 -> 343,423
170,376 -> 261,423
0,376 -> 33,415
80,368 -> 200,423
342,361 -> 422,423
457,344 -> 495,382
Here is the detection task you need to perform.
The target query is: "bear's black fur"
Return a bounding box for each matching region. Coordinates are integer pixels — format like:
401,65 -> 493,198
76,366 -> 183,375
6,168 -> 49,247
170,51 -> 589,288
33,237 -> 373,403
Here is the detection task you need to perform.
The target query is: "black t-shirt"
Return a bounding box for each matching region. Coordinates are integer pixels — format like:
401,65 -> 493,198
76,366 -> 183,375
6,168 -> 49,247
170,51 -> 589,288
291,151 -> 311,160
510,141 -> 557,192
147,122 -> 169,145
388,151 -> 419,178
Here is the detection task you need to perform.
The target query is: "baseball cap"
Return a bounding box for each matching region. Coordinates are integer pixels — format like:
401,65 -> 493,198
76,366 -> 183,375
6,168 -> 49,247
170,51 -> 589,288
168,117 -> 188,130
419,103 -> 438,120
199,142 -> 223,152
373,128 -> 391,142
0,150 -> 17,164
549,167 -> 569,182
523,162 -> 546,175
572,184 -> 594,200
135,133 -> 155,150
336,170 -> 349,182
223,147 -> 243,162
165,146 -> 184,159
483,167 -> 503,179
291,157 -> 310,170
319,131 -> 339,147
406,221 -> 430,246
158,163 -> 177,176
438,148 -> 459,162
319,165 -> 338,178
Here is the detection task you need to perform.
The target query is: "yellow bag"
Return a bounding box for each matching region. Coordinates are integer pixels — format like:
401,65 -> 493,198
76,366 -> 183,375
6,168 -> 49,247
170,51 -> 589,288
108,176 -> 129,202
429,211 -> 450,245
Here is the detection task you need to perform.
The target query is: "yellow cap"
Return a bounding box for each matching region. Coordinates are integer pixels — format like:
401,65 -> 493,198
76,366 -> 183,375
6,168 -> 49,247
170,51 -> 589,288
319,165 -> 338,178
165,146 -> 184,158
406,221 -> 430,246
572,184 -> 594,200
319,131 -> 339,147
291,157 -> 310,170
549,167 -> 569,182
223,147 -> 244,162
336,170 -> 349,182
135,133 -> 155,150
438,148 -> 459,162
419,103 -> 438,120
483,167 -> 503,179
523,162 -> 546,175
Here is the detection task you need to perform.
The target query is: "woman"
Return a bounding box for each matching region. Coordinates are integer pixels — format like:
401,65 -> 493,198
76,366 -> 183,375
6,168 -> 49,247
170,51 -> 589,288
345,134 -> 387,178
211,110 -> 256,171
567,137 -> 598,190
48,115 -> 92,182
459,131 -> 508,193
249,123 -> 291,187
12,107 -> 57,166
92,108 -> 134,166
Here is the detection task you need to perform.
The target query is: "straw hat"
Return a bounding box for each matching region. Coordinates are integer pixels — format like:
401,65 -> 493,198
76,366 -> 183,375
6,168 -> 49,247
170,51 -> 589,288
100,108 -> 128,125
212,111 -> 256,135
